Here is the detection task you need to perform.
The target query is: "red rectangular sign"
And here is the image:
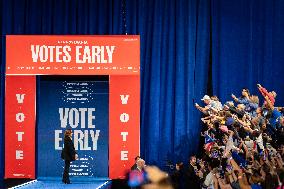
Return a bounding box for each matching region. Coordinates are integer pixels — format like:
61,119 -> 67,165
5,76 -> 36,178
6,35 -> 140,75
109,75 -> 140,179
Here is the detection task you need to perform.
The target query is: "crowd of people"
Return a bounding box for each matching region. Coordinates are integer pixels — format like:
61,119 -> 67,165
124,84 -> 284,189
174,84 -> 284,189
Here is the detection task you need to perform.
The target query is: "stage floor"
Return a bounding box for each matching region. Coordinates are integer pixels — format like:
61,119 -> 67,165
10,178 -> 110,189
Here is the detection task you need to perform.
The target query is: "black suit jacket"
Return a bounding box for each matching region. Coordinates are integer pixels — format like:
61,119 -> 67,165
61,137 -> 77,161
170,170 -> 183,189
131,163 -> 137,170
183,164 -> 201,189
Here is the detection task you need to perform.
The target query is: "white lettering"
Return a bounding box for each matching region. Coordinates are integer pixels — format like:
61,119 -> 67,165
31,45 -> 71,63
120,113 -> 129,123
74,130 -> 84,150
106,46 -> 115,63
16,150 -> 24,159
63,46 -> 72,62
88,108 -> 96,128
16,94 -> 25,104
54,130 -> 63,150
16,132 -> 24,141
59,108 -> 96,128
76,46 -> 83,63
16,113 -> 25,123
69,108 -> 79,128
31,45 -> 40,62
83,130 -> 91,150
90,130 -> 100,150
79,108 -> 87,128
120,95 -> 129,105
121,132 -> 128,141
121,151 -> 128,160
59,108 -> 68,128
92,46 -> 101,63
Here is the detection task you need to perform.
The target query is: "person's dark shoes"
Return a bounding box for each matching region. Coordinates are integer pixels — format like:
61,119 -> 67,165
62,179 -> 71,184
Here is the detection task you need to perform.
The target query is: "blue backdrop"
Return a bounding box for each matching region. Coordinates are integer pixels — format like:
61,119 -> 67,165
37,76 -> 109,178
1,0 -> 284,179
211,0 -> 284,105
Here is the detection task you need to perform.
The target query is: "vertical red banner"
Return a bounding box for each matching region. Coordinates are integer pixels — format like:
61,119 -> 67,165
109,75 -> 140,179
5,76 -> 36,179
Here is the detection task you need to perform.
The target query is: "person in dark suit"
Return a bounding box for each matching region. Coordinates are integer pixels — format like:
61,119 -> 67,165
131,155 -> 140,170
61,129 -> 78,184
170,162 -> 184,189
184,156 -> 201,189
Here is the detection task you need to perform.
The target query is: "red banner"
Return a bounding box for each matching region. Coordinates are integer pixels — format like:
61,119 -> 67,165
109,75 -> 140,179
6,35 -> 140,75
5,76 -> 36,179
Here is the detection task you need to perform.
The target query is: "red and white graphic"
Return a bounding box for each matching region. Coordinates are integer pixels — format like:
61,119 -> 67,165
6,35 -> 140,75
109,75 -> 140,179
5,76 -> 36,179
5,35 -> 140,179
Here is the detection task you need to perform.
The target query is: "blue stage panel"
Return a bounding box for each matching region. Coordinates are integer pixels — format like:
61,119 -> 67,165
37,77 -> 109,178
15,179 -> 110,189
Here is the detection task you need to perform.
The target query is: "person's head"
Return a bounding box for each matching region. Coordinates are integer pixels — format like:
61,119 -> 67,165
248,169 -> 263,185
261,163 -> 271,177
251,117 -> 260,128
237,104 -> 245,111
137,159 -> 145,169
256,107 -> 262,115
64,129 -> 73,138
175,162 -> 183,171
201,95 -> 211,105
211,95 -> 219,102
135,156 -> 141,162
242,88 -> 250,97
224,101 -> 234,111
189,156 -> 196,165
222,135 -> 228,144
250,95 -> 259,104
208,159 -> 219,171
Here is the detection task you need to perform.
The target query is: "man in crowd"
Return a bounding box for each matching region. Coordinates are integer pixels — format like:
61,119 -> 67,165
184,156 -> 202,188
131,155 -> 141,170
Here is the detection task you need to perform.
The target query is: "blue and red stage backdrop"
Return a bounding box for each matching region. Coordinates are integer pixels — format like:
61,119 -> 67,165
37,76 -> 109,177
5,35 -> 140,179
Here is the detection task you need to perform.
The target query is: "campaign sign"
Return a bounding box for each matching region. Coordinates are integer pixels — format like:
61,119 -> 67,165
37,76 -> 109,177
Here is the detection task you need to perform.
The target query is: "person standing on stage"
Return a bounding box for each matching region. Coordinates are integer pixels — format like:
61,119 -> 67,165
61,129 -> 78,184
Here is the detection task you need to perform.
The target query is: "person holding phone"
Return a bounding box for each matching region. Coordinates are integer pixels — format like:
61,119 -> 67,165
61,129 -> 78,184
